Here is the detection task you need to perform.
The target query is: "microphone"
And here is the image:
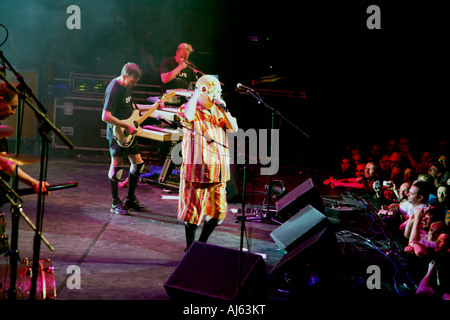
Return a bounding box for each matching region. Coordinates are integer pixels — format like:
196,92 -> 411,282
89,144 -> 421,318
214,97 -> 228,112
236,83 -> 254,91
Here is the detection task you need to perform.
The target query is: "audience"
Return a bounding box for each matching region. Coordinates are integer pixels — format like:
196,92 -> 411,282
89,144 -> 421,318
323,136 -> 449,299
416,232 -> 450,299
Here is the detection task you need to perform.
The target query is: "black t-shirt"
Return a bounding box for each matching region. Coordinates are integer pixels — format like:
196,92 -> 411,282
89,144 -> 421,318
103,78 -> 134,141
159,56 -> 198,92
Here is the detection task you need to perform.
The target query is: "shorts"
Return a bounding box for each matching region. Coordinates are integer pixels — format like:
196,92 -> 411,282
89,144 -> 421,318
109,136 -> 140,158
178,180 -> 228,225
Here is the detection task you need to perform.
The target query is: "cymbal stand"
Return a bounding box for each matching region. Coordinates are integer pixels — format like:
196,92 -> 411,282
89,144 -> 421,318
0,171 -> 54,300
0,50 -> 73,300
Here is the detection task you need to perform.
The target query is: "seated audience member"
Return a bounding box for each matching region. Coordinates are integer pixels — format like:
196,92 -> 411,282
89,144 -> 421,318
399,179 -> 431,220
428,161 -> 445,188
437,185 -> 450,227
405,207 -> 445,257
382,181 -> 398,203
355,162 -> 366,179
390,167 -> 404,189
387,138 -> 399,155
416,151 -> 433,175
368,144 -> 381,163
379,182 -> 411,215
323,157 -> 354,185
351,152 -> 360,166
379,154 -> 391,181
416,232 -> 450,300
417,174 -> 439,208
437,185 -> 449,212
404,205 -> 439,240
437,154 -> 447,171
441,170 -> 450,187
436,155 -> 448,185
398,182 -> 411,204
331,161 -> 379,194
403,167 -> 414,184
389,152 -> 404,171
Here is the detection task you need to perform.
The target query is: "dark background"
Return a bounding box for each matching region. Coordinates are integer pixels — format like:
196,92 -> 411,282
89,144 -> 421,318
1,0 -> 447,169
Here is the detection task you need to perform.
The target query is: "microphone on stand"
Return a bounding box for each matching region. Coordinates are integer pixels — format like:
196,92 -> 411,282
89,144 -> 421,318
236,83 -> 255,92
214,97 -> 228,112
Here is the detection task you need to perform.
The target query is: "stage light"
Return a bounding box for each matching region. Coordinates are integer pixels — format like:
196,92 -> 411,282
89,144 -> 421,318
269,180 -> 287,199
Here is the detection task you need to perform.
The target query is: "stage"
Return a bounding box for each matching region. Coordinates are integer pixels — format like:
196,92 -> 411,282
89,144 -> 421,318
0,155 -> 421,304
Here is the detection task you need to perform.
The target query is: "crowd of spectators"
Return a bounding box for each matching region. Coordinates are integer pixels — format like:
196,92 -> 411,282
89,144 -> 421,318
323,137 -> 449,300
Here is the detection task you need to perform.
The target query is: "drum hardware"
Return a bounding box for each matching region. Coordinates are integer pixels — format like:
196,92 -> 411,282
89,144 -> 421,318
0,258 -> 56,300
0,172 -> 55,300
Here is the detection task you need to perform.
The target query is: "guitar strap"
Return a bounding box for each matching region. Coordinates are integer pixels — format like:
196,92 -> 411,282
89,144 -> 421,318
131,95 -> 138,111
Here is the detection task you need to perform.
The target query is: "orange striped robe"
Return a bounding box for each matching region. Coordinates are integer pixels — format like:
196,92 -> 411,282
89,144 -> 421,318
177,103 -> 230,225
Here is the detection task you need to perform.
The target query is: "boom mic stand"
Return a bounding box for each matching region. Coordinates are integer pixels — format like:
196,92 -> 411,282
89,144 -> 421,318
0,50 -> 74,300
237,84 -> 310,224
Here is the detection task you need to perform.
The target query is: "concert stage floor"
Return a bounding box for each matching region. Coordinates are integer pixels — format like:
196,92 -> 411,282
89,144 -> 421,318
1,157 -> 292,301
1,156 -> 419,305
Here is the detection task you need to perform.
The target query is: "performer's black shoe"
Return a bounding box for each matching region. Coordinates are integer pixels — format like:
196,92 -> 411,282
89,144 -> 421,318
123,195 -> 148,211
111,201 -> 130,215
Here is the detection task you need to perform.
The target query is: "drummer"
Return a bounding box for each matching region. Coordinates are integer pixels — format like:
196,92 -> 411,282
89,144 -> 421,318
0,82 -> 49,196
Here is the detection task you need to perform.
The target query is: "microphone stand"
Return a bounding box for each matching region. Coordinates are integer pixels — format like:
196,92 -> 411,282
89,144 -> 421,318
183,60 -> 225,86
0,50 -> 74,300
238,84 -> 310,224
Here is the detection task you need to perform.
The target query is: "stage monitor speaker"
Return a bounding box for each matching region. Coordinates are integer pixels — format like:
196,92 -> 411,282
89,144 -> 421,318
164,242 -> 267,301
275,178 -> 323,221
271,226 -> 339,291
270,204 -> 328,254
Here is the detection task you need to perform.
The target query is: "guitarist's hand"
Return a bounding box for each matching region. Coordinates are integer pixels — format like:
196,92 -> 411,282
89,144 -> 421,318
127,124 -> 138,135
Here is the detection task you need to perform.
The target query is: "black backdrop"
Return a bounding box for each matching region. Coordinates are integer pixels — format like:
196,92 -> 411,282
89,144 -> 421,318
1,0 -> 447,167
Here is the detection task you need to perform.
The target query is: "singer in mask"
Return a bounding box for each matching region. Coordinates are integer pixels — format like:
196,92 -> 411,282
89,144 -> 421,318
177,75 -> 238,250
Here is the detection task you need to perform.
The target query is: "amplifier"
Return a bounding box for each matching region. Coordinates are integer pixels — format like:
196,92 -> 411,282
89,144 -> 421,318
70,73 -> 114,98
52,96 -> 108,151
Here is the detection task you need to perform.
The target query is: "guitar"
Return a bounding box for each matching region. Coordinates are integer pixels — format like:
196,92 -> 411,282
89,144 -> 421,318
113,91 -> 176,147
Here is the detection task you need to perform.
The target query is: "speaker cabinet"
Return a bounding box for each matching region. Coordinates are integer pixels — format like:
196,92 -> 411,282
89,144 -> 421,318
275,178 -> 323,221
270,205 -> 328,254
271,205 -> 339,293
271,226 -> 339,291
52,96 -> 108,151
164,242 -> 267,301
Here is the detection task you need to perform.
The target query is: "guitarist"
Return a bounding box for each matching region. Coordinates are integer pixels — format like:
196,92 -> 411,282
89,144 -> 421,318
102,63 -> 148,215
